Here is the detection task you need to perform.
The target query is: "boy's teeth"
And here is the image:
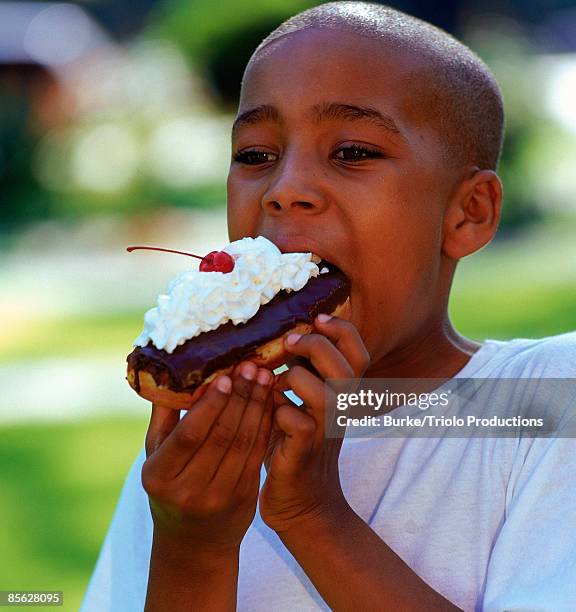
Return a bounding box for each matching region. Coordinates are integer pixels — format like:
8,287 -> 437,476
311,253 -> 322,264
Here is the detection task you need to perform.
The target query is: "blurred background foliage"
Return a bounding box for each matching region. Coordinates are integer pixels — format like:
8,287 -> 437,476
0,1 -> 575,610
153,0 -> 316,107
2,0 -> 576,232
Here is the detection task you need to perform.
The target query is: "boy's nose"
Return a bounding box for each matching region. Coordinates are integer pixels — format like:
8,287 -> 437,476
261,155 -> 327,215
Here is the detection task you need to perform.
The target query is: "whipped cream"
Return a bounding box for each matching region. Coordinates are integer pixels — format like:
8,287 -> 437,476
134,236 -> 320,353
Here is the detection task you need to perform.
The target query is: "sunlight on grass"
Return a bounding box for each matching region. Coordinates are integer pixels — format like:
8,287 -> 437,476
0,418 -> 147,611
0,312 -> 142,362
451,282 -> 576,340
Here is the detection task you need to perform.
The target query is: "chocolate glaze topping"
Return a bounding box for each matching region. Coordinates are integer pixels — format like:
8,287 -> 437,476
127,263 -> 349,391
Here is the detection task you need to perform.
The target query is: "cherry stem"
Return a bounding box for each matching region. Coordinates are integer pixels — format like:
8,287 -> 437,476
126,246 -> 203,260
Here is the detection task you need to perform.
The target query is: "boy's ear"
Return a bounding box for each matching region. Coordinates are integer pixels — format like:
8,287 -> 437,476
442,168 -> 502,259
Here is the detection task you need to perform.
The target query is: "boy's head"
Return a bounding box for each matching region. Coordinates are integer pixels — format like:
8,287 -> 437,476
227,1 -> 504,364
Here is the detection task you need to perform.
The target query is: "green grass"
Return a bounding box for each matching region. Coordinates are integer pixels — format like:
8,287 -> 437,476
450,282 -> 576,340
0,312 -> 142,362
0,418 -> 147,612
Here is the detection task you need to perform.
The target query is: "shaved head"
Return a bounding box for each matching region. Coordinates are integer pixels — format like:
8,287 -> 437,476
246,1 -> 504,171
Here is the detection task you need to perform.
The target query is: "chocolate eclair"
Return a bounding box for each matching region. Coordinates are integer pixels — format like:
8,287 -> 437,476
126,236 -> 350,410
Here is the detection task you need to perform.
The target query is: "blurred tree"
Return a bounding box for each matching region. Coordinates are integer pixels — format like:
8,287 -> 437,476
150,0 -> 317,108
0,65 -> 54,231
76,0 -> 158,38
495,127 -> 542,234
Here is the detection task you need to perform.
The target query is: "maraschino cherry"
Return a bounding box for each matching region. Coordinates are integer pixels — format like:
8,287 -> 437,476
126,246 -> 235,273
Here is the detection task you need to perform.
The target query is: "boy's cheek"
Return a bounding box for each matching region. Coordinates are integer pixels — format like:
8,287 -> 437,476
226,209 -> 244,242
227,181 -> 261,240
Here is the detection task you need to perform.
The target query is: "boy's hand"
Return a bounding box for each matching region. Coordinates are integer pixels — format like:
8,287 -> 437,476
259,315 -> 369,534
142,362 -> 273,556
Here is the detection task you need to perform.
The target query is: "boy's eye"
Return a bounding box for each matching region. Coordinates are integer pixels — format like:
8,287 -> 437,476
233,149 -> 278,165
333,145 -> 384,162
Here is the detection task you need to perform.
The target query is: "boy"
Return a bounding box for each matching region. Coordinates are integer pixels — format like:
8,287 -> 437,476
83,2 -> 576,610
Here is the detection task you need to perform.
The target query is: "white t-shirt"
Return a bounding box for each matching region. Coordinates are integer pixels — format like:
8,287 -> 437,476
82,333 -> 576,611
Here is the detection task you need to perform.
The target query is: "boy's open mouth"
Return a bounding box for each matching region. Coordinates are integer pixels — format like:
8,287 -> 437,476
318,257 -> 344,276
260,233 -> 353,320
264,234 -> 348,281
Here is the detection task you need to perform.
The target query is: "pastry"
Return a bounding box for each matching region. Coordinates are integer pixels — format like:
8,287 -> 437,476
126,236 -> 350,409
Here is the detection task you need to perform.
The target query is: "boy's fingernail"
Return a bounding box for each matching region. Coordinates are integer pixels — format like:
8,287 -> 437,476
216,376 -> 232,393
317,313 -> 332,323
286,333 -> 302,346
241,362 -> 257,381
257,369 -> 271,386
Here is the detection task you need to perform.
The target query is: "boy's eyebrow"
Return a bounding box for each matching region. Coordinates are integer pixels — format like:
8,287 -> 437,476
232,105 -> 281,137
232,102 -> 406,141
311,102 -> 406,140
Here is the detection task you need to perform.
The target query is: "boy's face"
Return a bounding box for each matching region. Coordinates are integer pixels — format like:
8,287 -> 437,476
227,28 -> 460,361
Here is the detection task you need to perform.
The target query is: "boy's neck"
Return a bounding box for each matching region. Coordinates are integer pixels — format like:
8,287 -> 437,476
365,319 -> 481,380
